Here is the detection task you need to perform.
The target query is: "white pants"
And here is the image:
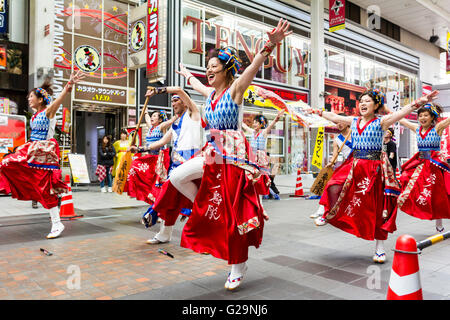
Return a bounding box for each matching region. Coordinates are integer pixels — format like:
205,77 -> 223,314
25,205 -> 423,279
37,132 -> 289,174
154,156 -> 205,242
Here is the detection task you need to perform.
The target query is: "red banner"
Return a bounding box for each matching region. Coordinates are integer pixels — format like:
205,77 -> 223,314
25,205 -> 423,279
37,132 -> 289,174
329,0 -> 346,32
147,0 -> 159,77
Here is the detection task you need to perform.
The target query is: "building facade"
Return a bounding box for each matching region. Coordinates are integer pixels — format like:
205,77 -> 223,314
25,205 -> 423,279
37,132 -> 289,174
135,0 -> 431,174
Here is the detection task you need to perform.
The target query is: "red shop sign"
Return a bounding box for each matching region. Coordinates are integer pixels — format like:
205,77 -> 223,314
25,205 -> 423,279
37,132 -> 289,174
147,0 -> 159,77
329,0 -> 346,32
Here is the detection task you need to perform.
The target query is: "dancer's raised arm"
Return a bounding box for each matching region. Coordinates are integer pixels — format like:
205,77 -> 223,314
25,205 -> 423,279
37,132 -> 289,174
145,86 -> 200,121
231,19 -> 292,104
380,90 -> 439,130
46,70 -> 85,119
176,63 -> 213,98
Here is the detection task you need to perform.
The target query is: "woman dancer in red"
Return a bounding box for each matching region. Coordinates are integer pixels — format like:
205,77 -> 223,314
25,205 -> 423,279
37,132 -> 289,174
163,19 -> 291,290
397,103 -> 450,232
0,70 -> 85,239
308,88 -> 438,263
124,110 -> 176,205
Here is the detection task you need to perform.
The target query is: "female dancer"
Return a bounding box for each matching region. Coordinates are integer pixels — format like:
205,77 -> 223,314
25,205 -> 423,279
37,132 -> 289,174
311,115 -> 352,224
308,88 -> 439,263
242,111 -> 284,169
125,110 -> 176,204
242,112 -> 284,206
112,128 -> 131,178
161,19 -> 292,290
0,70 -> 85,238
397,104 -> 450,232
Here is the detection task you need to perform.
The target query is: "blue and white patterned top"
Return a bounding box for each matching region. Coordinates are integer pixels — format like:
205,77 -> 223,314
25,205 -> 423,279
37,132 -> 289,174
417,127 -> 441,151
351,117 -> 383,151
249,131 -> 267,153
204,88 -> 241,130
145,125 -> 164,154
30,110 -> 51,141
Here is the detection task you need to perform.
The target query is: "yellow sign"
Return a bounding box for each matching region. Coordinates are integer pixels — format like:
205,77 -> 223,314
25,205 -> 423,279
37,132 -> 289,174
311,126 -> 325,170
447,32 -> 450,75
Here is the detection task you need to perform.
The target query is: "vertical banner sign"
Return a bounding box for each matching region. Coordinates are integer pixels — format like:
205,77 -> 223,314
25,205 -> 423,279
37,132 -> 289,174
387,91 -> 401,149
147,0 -> 159,78
0,0 -> 8,35
441,120 -> 450,160
312,126 -> 325,170
329,0 -> 346,32
446,32 -> 450,74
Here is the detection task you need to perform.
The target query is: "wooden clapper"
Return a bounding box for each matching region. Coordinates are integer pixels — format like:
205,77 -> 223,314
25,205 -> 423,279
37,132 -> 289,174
112,88 -> 152,194
310,130 -> 351,196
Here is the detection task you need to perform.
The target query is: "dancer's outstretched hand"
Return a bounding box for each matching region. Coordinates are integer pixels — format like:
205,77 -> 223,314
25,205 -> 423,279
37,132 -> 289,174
175,63 -> 192,79
69,70 -> 86,85
267,19 -> 293,44
413,90 -> 439,109
145,88 -> 156,97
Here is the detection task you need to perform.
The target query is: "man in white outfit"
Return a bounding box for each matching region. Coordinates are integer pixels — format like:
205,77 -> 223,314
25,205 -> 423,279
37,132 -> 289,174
131,87 -> 202,244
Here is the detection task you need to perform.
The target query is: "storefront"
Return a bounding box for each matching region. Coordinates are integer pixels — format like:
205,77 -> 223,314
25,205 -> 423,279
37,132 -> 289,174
133,0 -> 422,174
53,0 -> 136,178
177,0 -> 311,174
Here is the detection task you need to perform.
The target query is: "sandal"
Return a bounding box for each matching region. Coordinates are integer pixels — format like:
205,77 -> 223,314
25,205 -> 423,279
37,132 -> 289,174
373,252 -> 386,264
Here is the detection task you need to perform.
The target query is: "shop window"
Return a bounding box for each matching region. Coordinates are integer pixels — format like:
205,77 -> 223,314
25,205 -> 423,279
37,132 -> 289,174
328,50 -> 345,82
361,59 -> 374,89
369,14 -> 401,42
386,70 -> 399,92
345,54 -> 361,85
399,73 -> 410,105
374,67 -> 387,92
345,1 -> 361,24
181,1 -> 310,89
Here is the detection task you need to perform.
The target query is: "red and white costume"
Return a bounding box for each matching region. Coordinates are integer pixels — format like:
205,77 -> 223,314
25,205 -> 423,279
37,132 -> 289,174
0,110 -> 68,209
323,117 -> 400,240
398,126 -> 450,219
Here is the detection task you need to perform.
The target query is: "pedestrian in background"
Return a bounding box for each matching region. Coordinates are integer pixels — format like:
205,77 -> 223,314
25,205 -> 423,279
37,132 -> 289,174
383,128 -> 397,173
96,135 -> 115,193
112,128 -> 130,178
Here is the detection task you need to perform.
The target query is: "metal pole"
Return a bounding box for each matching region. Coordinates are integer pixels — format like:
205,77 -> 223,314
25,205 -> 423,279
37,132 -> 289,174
417,231 -> 450,251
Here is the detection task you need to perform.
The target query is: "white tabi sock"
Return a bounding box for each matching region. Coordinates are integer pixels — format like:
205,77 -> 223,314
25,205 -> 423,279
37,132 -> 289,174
230,262 -> 247,280
155,220 -> 173,242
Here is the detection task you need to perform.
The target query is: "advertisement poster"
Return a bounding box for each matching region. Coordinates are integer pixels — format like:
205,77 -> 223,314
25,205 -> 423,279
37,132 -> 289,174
0,114 -> 26,160
329,0 -> 346,32
68,153 -> 91,184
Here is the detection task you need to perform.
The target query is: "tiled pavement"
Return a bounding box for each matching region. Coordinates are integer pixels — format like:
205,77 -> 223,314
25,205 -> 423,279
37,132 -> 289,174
1,188 -> 450,300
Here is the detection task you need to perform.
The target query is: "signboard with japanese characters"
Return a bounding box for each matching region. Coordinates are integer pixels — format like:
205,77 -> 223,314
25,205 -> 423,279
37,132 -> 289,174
146,0 -> 167,82
74,84 -> 127,105
387,91 -> 401,151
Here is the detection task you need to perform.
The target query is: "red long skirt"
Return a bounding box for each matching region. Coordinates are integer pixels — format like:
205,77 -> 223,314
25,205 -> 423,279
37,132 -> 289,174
398,151 -> 450,220
124,149 -> 170,204
323,154 -> 400,241
181,160 -> 266,264
0,139 -> 68,209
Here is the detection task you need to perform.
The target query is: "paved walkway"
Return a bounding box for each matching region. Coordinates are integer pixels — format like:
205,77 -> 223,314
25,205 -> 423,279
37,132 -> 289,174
0,190 -> 449,300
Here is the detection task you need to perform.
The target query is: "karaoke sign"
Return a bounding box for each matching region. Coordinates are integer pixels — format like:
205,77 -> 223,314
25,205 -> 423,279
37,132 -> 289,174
146,0 -> 159,78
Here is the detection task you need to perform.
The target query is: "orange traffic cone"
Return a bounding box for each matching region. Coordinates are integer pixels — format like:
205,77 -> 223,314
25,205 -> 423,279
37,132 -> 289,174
59,175 -> 83,220
386,234 -> 423,300
290,168 -> 307,198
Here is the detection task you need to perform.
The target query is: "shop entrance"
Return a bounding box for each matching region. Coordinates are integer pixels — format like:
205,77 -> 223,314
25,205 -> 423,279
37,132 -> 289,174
72,106 -> 124,182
